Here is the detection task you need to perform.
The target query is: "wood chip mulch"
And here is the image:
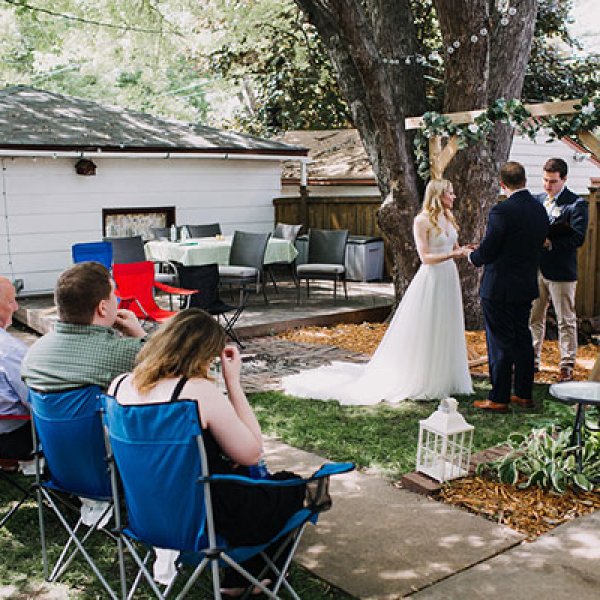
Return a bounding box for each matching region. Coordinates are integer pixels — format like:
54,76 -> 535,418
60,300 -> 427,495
439,476 -> 600,539
278,324 -> 598,382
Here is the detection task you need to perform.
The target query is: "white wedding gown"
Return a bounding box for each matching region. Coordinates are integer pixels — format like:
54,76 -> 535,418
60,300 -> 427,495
282,225 -> 473,404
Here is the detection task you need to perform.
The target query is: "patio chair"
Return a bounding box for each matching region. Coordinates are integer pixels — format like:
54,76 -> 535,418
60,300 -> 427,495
296,228 -> 349,304
150,227 -> 171,241
104,235 -> 179,289
0,414 -> 35,528
183,223 -> 222,238
71,241 -> 113,270
219,231 -> 271,305
174,263 -> 246,348
100,394 -> 354,599
265,222 -> 303,293
29,386 -> 126,600
112,261 -> 197,325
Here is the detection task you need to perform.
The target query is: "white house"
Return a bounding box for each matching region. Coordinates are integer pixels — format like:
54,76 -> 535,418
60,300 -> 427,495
0,87 -> 308,294
279,129 -> 600,197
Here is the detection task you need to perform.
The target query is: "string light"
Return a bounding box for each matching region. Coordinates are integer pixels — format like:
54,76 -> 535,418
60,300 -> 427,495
381,1 -> 572,68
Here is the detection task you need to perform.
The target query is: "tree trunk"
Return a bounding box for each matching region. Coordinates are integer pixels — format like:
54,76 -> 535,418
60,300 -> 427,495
436,0 -> 537,327
294,0 -> 427,297
295,0 -> 537,324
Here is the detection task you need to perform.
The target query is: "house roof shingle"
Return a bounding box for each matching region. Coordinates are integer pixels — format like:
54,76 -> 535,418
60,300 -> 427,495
279,130 -> 373,181
0,86 -> 307,156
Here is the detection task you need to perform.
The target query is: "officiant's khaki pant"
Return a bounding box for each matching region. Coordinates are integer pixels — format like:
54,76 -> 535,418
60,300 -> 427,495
530,272 -> 577,368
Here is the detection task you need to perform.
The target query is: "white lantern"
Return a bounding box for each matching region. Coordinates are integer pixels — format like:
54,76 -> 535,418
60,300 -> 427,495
416,397 -> 474,483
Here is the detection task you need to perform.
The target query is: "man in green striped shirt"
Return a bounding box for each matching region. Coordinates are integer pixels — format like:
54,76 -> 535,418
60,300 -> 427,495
22,262 -> 146,392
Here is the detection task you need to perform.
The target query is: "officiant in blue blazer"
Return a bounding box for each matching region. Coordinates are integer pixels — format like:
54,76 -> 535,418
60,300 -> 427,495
529,158 -> 588,383
468,162 -> 549,412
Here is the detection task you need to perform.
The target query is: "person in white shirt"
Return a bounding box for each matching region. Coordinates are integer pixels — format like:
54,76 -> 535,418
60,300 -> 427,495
529,158 -> 588,382
0,277 -> 32,460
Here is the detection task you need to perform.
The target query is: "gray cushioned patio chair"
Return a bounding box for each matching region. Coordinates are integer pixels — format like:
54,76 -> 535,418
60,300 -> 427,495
104,236 -> 146,263
151,226 -> 174,241
296,228 -> 349,304
273,222 -> 302,242
218,230 -> 271,305
265,222 -> 303,292
183,223 -> 222,238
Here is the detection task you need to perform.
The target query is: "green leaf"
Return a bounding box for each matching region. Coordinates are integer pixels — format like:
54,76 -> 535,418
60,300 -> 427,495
573,473 -> 593,492
498,460 -> 518,485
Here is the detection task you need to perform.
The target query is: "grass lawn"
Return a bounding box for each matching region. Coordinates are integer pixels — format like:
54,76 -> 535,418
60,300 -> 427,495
0,378 -> 575,599
251,379 -> 574,479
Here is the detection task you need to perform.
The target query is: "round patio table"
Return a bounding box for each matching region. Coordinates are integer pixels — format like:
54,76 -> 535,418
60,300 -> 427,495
549,381 -> 600,481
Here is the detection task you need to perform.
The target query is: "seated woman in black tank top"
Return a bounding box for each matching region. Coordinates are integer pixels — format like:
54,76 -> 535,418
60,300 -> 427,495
108,308 -> 305,596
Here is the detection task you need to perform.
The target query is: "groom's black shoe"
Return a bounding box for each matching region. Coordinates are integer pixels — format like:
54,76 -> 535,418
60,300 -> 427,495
473,399 -> 509,413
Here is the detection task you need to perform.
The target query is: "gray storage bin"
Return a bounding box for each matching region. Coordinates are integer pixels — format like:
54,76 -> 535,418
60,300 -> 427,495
346,235 -> 384,282
295,234 -> 384,282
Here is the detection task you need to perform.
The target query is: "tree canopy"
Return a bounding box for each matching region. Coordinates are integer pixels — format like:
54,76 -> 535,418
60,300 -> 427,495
0,0 -> 596,134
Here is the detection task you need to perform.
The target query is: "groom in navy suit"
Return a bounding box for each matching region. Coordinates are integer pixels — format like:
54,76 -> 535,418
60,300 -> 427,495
469,162 -> 549,412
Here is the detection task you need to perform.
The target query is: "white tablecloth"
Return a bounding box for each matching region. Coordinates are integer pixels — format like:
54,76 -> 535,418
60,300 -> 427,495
145,236 -> 298,267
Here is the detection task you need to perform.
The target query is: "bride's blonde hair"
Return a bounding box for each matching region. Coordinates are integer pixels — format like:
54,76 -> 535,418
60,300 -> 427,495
421,179 -> 459,234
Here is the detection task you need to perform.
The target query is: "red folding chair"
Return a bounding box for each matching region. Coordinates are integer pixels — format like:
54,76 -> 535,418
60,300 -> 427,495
112,261 -> 197,324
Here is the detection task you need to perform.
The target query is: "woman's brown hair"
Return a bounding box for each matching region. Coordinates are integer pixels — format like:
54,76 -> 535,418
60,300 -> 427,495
132,308 -> 226,394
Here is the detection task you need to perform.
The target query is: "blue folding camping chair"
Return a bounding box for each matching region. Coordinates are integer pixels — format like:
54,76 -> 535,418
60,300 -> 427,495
100,394 -> 354,599
30,386 -> 125,600
71,241 -> 113,270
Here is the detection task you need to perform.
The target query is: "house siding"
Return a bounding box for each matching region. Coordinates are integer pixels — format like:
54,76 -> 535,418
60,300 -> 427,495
0,156 -> 282,294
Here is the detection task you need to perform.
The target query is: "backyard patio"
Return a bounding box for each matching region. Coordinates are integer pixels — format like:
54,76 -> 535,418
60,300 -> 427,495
2,1 -> 600,598
4,307 -> 600,599
4,201 -> 600,599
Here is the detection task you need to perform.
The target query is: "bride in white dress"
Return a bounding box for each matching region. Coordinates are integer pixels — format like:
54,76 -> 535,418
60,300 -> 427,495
282,179 -> 473,405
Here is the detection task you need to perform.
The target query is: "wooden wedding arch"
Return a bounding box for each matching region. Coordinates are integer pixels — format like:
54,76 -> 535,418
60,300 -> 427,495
405,99 -> 600,366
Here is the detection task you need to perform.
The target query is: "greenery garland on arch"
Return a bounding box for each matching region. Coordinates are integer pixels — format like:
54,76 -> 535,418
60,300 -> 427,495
413,95 -> 600,181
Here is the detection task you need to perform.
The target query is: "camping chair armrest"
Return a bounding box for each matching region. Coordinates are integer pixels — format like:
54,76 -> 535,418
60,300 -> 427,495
204,462 -> 354,487
154,281 -> 197,296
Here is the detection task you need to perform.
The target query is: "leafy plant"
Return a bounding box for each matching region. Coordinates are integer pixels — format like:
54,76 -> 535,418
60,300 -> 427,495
477,426 -> 600,494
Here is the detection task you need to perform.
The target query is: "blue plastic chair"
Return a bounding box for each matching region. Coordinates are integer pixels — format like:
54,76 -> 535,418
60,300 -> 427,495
71,241 -> 113,270
30,386 -> 125,600
100,394 -> 354,599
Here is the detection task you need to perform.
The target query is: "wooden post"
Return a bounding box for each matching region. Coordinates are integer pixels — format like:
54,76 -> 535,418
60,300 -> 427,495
577,131 -> 600,163
298,160 -> 309,231
406,99 -> 585,179
429,135 -> 460,180
405,99 -> 582,130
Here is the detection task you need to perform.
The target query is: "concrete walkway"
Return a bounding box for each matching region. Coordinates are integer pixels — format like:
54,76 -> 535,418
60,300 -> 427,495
265,438 -> 600,599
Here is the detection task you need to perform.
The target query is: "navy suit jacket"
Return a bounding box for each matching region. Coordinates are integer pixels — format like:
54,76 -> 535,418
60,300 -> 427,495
538,187 -> 588,282
470,189 -> 549,304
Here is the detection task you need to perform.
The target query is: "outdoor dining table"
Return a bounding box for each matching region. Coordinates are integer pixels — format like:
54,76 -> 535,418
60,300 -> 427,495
144,235 -> 298,267
549,381 -> 600,481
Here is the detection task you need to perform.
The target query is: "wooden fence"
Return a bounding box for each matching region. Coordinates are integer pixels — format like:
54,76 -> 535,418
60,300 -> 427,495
274,187 -> 600,318
577,186 -> 599,319
273,194 -> 395,274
